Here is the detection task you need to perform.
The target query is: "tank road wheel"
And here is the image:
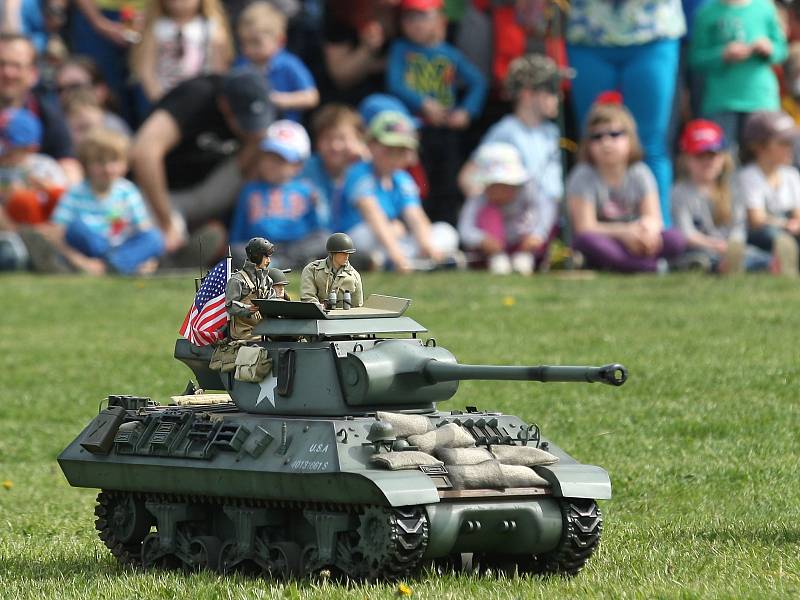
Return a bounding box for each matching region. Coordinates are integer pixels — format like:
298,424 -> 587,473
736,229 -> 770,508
141,533 -> 182,570
94,491 -> 153,567
526,499 -> 603,577
186,536 -> 222,571
341,506 -> 429,580
267,541 -> 302,578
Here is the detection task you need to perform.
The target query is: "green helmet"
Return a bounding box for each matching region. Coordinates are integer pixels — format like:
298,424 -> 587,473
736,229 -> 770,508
267,267 -> 289,286
245,237 -> 275,263
326,232 -> 356,254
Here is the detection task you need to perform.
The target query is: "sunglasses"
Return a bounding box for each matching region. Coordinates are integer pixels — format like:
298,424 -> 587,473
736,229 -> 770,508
57,81 -> 91,95
589,129 -> 626,142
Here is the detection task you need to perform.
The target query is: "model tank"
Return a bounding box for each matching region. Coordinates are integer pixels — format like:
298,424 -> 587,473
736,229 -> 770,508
58,295 -> 627,579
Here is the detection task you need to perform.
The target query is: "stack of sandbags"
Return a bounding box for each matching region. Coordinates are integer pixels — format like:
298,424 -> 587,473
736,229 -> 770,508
434,445 -> 553,490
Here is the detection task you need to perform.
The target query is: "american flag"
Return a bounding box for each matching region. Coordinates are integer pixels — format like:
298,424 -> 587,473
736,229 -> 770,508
179,257 -> 231,346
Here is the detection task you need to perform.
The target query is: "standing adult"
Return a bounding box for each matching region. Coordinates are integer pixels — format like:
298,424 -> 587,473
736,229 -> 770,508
566,0 -> 686,226
0,32 -> 80,182
129,68 -> 274,255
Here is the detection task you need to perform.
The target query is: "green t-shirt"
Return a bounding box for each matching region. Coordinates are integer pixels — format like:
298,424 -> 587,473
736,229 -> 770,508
690,0 -> 787,115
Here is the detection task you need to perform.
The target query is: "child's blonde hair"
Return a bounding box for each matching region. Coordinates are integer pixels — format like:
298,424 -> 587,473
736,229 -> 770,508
676,152 -> 735,226
578,102 -> 644,166
77,128 -> 130,168
311,104 -> 364,141
61,87 -> 101,116
238,1 -> 287,37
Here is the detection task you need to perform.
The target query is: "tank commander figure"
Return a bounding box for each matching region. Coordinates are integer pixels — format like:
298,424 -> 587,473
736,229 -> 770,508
300,233 -> 364,309
268,268 -> 291,300
225,237 -> 275,339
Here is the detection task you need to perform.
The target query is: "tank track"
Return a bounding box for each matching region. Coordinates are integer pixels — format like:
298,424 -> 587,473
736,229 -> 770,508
527,498 -> 603,576
94,489 -> 429,579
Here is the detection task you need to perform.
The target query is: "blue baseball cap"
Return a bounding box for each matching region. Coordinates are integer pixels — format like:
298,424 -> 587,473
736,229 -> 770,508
221,68 -> 275,133
358,94 -> 420,128
0,108 -> 42,155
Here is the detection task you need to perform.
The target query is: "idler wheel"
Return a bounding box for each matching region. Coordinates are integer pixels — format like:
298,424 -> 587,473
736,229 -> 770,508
94,491 -> 153,566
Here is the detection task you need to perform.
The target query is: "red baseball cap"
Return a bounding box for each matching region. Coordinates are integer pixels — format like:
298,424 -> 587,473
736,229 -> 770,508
680,119 -> 726,154
401,0 -> 443,10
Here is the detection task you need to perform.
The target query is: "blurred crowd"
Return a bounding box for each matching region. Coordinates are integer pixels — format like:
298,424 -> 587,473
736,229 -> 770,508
2,0 -> 800,277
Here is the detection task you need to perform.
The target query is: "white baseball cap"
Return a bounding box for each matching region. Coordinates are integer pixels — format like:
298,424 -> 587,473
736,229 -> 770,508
473,142 -> 529,186
259,120 -> 311,163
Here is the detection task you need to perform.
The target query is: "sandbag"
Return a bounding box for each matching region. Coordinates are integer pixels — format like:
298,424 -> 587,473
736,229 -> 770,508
376,411 -> 435,437
446,460 -> 506,490
491,445 -> 559,467
234,345 -> 272,382
434,447 -> 494,465
499,464 -> 550,487
408,423 -> 475,454
370,451 -> 443,470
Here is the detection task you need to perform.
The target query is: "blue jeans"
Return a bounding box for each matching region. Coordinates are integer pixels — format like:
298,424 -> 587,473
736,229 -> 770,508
567,39 -> 681,226
66,220 -> 165,274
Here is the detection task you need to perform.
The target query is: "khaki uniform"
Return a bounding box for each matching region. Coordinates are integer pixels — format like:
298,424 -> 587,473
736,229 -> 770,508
225,261 -> 272,340
300,257 -> 363,307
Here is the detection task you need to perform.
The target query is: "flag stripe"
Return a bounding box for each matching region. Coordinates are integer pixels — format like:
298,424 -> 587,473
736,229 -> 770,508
178,257 -> 231,346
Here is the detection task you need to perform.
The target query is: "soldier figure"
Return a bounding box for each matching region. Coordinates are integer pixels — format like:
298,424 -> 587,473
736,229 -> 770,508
268,267 -> 291,300
300,233 -> 364,309
225,237 -> 275,340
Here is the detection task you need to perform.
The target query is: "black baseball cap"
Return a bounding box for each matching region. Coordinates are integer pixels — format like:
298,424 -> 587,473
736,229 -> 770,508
221,68 -> 275,133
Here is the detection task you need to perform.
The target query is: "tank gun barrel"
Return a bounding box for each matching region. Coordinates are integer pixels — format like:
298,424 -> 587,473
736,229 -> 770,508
423,362 -> 627,386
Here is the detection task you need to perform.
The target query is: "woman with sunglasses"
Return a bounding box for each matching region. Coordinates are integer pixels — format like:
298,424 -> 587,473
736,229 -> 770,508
566,101 -> 685,273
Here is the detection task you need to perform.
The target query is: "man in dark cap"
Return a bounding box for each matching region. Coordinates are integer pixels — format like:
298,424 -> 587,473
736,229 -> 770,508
131,68 -> 276,258
225,237 -> 275,340
300,232 -> 363,308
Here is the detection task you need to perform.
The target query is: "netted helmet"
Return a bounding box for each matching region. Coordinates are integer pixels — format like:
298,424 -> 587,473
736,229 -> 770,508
326,232 -> 356,254
267,267 -> 289,286
245,237 -> 275,262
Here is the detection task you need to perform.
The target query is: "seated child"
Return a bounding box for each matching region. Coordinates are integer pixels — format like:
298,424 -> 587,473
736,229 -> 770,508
48,128 -> 165,275
339,110 -> 460,272
229,120 -> 328,269
734,111 -> 800,275
566,102 -> 686,273
672,119 -> 771,273
0,108 -> 67,226
458,143 -> 556,275
63,88 -> 132,146
300,104 -> 368,230
236,1 -> 319,122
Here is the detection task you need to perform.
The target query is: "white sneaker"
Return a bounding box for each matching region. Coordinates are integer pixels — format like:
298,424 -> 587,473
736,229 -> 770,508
488,253 -> 512,275
510,251 -> 535,276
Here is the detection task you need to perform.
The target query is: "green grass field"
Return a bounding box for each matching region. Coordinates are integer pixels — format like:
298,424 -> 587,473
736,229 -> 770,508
1,272 -> 799,599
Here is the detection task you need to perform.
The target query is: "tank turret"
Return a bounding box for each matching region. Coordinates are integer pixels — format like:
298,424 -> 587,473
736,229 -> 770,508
174,295 -> 627,415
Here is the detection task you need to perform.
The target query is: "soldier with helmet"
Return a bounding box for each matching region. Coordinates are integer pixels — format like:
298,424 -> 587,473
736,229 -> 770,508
267,267 -> 291,300
225,237 -> 275,339
300,233 -> 363,308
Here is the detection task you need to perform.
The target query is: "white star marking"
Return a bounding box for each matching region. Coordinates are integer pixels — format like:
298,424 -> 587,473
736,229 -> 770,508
255,375 -> 278,407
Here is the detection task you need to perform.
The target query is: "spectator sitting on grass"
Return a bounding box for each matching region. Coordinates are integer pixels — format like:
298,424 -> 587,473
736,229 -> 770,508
458,142 -> 557,276
566,102 -> 686,273
42,128 -> 165,275
300,104 -> 368,230
338,110 -> 460,272
672,119 -> 771,274
236,1 -> 319,123
62,89 -> 131,147
734,111 -> 800,275
229,120 -> 328,269
458,53 -> 569,207
0,107 -> 67,227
